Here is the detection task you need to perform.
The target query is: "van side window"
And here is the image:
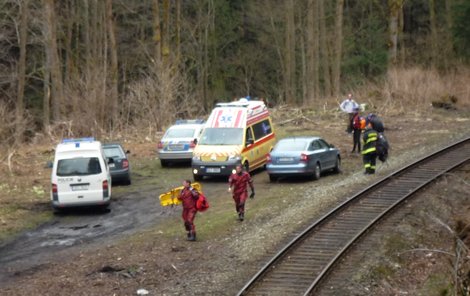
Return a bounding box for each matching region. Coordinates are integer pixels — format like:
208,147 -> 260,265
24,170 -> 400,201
252,119 -> 272,140
245,128 -> 254,146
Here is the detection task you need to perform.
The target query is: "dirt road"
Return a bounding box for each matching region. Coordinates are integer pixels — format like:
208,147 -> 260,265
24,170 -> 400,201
0,185 -> 168,283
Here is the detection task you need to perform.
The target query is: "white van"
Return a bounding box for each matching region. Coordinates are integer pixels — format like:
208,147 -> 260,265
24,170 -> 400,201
50,138 -> 112,209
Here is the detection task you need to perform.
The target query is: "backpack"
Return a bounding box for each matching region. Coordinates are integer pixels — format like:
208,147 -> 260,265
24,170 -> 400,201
376,133 -> 389,162
359,117 -> 366,130
353,115 -> 366,130
196,193 -> 210,212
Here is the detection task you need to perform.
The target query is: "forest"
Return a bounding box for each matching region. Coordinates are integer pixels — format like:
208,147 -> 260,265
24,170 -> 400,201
0,0 -> 469,145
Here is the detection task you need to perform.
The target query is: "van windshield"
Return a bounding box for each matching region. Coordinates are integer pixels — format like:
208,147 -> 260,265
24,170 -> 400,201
57,157 -> 102,176
199,128 -> 243,145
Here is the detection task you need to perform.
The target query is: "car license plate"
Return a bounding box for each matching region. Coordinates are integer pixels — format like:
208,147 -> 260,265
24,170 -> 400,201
279,157 -> 294,162
71,185 -> 89,191
109,163 -> 115,168
169,144 -> 184,151
206,167 -> 221,173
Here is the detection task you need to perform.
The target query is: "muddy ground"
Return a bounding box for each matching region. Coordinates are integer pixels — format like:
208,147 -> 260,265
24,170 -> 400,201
0,107 -> 469,295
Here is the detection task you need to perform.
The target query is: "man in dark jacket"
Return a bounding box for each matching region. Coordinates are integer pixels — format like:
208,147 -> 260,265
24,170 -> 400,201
178,180 -> 199,241
228,164 -> 255,221
362,124 -> 378,174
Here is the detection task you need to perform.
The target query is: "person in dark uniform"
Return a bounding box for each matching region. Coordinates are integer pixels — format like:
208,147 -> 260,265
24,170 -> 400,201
351,107 -> 363,153
362,124 -> 378,174
228,164 -> 255,221
178,180 -> 199,241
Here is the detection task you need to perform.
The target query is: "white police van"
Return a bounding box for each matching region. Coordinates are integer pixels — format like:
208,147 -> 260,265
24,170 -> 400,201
50,138 -> 112,209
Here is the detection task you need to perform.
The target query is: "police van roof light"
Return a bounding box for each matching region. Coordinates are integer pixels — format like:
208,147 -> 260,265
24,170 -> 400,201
62,137 -> 95,143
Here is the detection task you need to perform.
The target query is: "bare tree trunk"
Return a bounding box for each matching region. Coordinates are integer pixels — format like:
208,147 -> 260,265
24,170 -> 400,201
106,0 -> 118,127
319,0 -> 331,97
162,0 -> 170,66
285,0 -> 296,105
332,0 -> 344,96
399,3 -> 405,66
176,0 -> 181,64
313,1 -> 320,99
306,0 -> 319,104
16,0 -> 28,143
152,0 -> 162,64
388,0 -> 402,67
43,65 -> 50,127
266,0 -> 285,103
43,0 -> 64,121
429,0 -> 437,67
99,1 -> 107,129
300,28 -> 307,105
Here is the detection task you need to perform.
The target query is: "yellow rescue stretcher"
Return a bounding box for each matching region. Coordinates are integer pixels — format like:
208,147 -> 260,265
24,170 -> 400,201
158,183 -> 202,207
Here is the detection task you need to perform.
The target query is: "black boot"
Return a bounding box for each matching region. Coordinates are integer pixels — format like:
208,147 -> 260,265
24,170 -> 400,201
187,231 -> 196,241
239,212 -> 244,221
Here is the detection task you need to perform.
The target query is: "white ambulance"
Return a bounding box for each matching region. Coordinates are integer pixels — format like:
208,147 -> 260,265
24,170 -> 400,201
50,138 -> 112,210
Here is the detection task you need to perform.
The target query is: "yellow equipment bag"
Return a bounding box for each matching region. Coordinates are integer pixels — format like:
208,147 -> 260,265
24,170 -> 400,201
159,183 -> 202,207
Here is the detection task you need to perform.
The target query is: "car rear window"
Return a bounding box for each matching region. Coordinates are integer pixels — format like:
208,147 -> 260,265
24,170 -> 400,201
165,128 -> 195,139
104,147 -> 125,158
57,157 -> 102,176
275,140 -> 308,151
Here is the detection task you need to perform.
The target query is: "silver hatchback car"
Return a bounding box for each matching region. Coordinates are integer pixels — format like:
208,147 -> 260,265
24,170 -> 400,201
267,137 -> 341,181
157,120 -> 205,167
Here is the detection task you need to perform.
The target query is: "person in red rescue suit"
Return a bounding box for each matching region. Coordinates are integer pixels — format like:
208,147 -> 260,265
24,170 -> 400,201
362,124 -> 378,174
351,107 -> 363,153
228,164 -> 255,221
178,180 -> 199,241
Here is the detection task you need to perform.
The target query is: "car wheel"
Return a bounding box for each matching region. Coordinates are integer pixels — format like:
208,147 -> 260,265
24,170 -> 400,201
269,175 -> 277,182
333,157 -> 341,174
125,177 -> 132,185
160,159 -> 168,167
193,174 -> 203,182
244,162 -> 249,173
313,163 -> 321,180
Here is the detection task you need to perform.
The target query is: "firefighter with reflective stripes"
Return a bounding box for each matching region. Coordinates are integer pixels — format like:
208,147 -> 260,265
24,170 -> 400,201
362,124 -> 378,174
178,180 -> 199,241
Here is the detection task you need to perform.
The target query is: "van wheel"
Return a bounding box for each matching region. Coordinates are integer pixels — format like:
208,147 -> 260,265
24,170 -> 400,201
313,163 -> 321,180
160,160 -> 168,167
269,175 -> 277,182
193,174 -> 202,182
333,157 -> 341,174
244,162 -> 249,173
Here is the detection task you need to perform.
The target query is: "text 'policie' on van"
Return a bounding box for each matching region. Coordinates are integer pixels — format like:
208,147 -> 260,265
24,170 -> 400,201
50,138 -> 112,210
191,98 -> 276,180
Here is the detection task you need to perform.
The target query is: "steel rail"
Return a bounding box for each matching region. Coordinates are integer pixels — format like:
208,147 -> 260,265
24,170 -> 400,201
237,136 -> 470,296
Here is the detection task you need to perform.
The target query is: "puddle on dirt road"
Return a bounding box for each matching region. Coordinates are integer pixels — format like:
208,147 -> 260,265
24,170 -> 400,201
0,186 -> 167,284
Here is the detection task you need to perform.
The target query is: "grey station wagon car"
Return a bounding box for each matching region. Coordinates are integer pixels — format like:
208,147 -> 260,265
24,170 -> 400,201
266,137 -> 341,182
103,143 -> 131,185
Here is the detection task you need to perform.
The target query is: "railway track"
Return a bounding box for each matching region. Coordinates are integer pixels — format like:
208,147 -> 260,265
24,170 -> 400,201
238,136 -> 470,296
